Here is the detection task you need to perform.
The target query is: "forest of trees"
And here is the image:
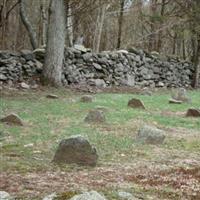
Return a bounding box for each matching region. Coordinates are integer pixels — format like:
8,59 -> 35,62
0,0 -> 199,87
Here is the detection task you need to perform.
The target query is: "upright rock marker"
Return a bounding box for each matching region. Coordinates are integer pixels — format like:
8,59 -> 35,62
186,108 -> 200,117
80,95 -> 93,103
136,125 -> 166,145
84,110 -> 106,123
53,136 -> 98,166
0,113 -> 24,126
128,98 -> 146,109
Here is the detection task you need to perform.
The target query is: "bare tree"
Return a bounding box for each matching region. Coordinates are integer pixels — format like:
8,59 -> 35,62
42,0 -> 66,86
117,0 -> 125,49
19,0 -> 37,49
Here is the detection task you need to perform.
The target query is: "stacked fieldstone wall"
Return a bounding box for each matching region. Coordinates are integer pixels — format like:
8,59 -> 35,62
0,47 -> 196,88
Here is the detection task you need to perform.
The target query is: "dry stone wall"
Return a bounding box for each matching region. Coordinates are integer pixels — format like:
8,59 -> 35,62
0,47 -> 196,88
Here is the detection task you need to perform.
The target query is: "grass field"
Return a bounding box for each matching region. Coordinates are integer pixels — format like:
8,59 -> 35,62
0,88 -> 200,200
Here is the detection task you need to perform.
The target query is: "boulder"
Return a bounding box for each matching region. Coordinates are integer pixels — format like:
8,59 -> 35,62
80,95 -> 93,103
136,125 -> 165,144
69,191 -> 106,200
0,113 -> 24,126
186,108 -> 200,117
0,191 -> 12,200
128,98 -> 146,109
46,94 -> 59,99
53,136 -> 98,166
84,110 -> 106,123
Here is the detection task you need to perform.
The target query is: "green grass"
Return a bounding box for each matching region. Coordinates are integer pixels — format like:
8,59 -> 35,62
0,89 -> 200,199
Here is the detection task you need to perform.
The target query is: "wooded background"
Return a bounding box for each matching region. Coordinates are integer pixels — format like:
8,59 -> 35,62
0,0 -> 200,87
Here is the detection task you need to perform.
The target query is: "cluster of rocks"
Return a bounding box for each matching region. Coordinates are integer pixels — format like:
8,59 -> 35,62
61,47 -> 195,88
0,46 -> 197,88
0,50 -> 42,85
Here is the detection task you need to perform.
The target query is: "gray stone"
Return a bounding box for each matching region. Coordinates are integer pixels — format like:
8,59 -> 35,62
128,98 -> 146,109
84,110 -> 106,123
169,99 -> 182,104
90,79 -> 106,88
42,193 -> 57,200
74,44 -> 87,53
151,51 -> 159,57
80,95 -> 93,103
136,125 -> 166,145
53,136 -> 98,166
0,191 -> 12,200
0,74 -> 7,81
46,94 -> 59,99
117,50 -> 129,54
93,63 -> 102,70
70,191 -> 106,200
186,108 -> 200,117
118,191 -> 136,200
157,82 -> 165,87
0,113 -> 24,126
20,82 -> 30,89
20,49 -> 34,60
126,74 -> 135,86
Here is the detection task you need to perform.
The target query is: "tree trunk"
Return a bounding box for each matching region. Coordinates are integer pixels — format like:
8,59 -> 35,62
192,36 -> 200,88
93,2 -> 108,52
42,0 -> 66,87
19,0 -> 37,50
156,0 -> 166,52
66,1 -> 73,47
148,0 -> 157,51
41,0 -> 47,46
117,0 -> 125,49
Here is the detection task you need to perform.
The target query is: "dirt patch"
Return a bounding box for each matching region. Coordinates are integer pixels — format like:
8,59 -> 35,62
1,163 -> 200,199
160,110 -> 186,117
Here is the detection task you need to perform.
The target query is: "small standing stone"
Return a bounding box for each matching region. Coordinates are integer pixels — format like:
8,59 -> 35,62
46,94 -> 59,99
80,95 -> 93,103
136,125 -> 165,145
84,110 -> 106,123
128,98 -> 146,109
186,108 -> 200,117
53,136 -> 98,166
0,113 -> 24,126
69,191 -> 107,200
